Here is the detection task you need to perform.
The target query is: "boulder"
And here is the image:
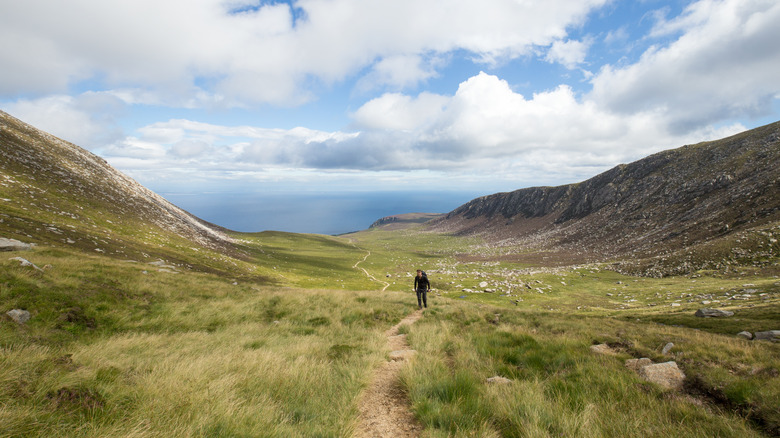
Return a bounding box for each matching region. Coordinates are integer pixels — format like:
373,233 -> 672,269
479,281 -> 488,288
9,257 -> 44,272
736,331 -> 753,340
6,309 -> 31,324
590,343 -> 616,355
389,349 -> 417,362
661,342 -> 674,355
0,238 -> 32,251
638,361 -> 685,390
625,358 -> 653,372
695,308 -> 734,318
754,330 -> 780,342
486,376 -> 512,384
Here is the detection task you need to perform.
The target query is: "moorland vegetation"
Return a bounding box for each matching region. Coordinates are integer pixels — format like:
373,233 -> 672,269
1,110 -> 778,437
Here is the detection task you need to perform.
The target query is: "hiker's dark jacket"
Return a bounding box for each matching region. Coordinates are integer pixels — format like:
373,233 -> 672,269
414,275 -> 430,290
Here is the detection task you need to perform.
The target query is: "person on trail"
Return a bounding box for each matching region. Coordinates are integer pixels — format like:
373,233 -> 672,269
413,269 -> 430,309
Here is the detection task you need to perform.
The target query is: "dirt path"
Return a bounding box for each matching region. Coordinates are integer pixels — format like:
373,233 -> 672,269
354,310 -> 424,437
353,250 -> 391,291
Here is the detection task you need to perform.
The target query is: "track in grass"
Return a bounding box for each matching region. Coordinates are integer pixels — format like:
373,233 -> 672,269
354,310 -> 424,437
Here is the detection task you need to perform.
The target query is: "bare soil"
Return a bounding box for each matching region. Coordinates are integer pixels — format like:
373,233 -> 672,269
354,310 -> 424,437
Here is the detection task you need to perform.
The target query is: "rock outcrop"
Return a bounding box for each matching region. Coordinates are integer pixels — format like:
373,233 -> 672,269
695,308 -> 734,318
428,121 -> 780,273
0,238 -> 32,251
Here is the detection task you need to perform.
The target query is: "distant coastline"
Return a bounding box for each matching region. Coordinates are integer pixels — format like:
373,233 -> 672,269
160,190 -> 484,235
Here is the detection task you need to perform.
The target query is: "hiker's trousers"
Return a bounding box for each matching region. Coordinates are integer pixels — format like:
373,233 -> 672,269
416,288 -> 428,308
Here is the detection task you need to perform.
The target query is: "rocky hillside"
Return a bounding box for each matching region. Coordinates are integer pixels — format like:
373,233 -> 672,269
369,213 -> 443,231
429,121 -> 780,274
0,110 -> 236,263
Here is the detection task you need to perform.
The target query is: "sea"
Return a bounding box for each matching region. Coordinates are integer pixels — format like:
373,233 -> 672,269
161,190 -> 485,235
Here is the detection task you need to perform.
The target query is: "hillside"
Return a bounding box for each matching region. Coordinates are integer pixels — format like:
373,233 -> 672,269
368,213 -> 443,231
428,121 -> 780,274
0,110 -> 250,267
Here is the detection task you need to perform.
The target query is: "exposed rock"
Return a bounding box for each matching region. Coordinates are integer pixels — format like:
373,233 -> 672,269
427,121 -> 780,277
754,330 -> 780,342
479,281 -> 488,288
695,308 -> 734,318
661,342 -> 674,355
389,349 -> 417,362
9,256 -> 44,272
737,331 -> 753,340
6,309 -> 31,324
625,358 -> 653,373
0,238 -> 32,251
486,376 -> 512,384
638,361 -> 685,390
590,343 -> 616,355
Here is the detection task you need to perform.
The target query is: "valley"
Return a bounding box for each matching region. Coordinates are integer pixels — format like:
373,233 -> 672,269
1,111 -> 779,436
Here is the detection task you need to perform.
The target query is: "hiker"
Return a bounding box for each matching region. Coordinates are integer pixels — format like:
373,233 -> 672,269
413,269 -> 430,309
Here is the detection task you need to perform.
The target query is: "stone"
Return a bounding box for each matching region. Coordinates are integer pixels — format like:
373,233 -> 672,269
479,281 -> 488,288
695,308 -> 734,318
671,303 -> 681,307
6,309 -> 31,324
638,361 -> 685,390
389,349 -> 417,361
9,257 -> 44,272
590,343 -> 616,355
736,331 -> 753,340
754,330 -> 780,342
661,342 -> 674,355
0,238 -> 32,251
625,358 -> 653,373
486,376 -> 512,384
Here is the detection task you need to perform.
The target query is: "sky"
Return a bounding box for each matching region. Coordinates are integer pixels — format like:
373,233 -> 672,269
2,0 -> 780,233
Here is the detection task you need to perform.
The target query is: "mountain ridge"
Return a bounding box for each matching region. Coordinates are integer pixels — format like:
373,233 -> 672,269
428,121 -> 780,273
0,110 -> 238,265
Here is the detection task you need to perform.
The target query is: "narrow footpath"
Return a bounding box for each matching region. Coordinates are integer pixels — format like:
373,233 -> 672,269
353,250 -> 391,291
354,310 -> 424,437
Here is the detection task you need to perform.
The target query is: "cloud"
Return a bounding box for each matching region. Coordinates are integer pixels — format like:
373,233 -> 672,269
102,71 -> 745,188
0,0 -> 609,106
589,0 -> 780,132
3,93 -> 126,149
545,39 -> 591,69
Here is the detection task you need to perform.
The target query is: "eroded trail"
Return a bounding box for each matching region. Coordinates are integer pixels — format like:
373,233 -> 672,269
354,310 -> 424,437
353,250 -> 391,291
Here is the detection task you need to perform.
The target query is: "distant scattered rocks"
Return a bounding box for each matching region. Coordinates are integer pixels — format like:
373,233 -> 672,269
6,309 -> 31,324
737,331 -> 753,340
754,330 -> 780,342
486,376 -> 512,384
0,238 -> 32,251
638,361 -> 686,390
695,308 -> 734,318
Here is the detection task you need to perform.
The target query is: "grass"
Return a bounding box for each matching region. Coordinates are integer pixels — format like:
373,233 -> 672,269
401,300 -> 777,437
0,247 -> 416,437
1,226 -> 778,436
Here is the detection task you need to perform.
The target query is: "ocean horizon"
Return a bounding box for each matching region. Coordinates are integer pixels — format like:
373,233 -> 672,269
160,190 -> 486,235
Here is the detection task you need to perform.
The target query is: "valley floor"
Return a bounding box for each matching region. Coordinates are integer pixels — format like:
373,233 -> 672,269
1,229 -> 778,437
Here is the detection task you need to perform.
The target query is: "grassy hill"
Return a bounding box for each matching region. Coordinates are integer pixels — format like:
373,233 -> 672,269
1,112 -> 779,436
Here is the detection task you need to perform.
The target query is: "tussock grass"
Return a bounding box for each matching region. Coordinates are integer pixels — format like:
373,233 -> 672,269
0,248 -> 417,437
401,300 -> 774,437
